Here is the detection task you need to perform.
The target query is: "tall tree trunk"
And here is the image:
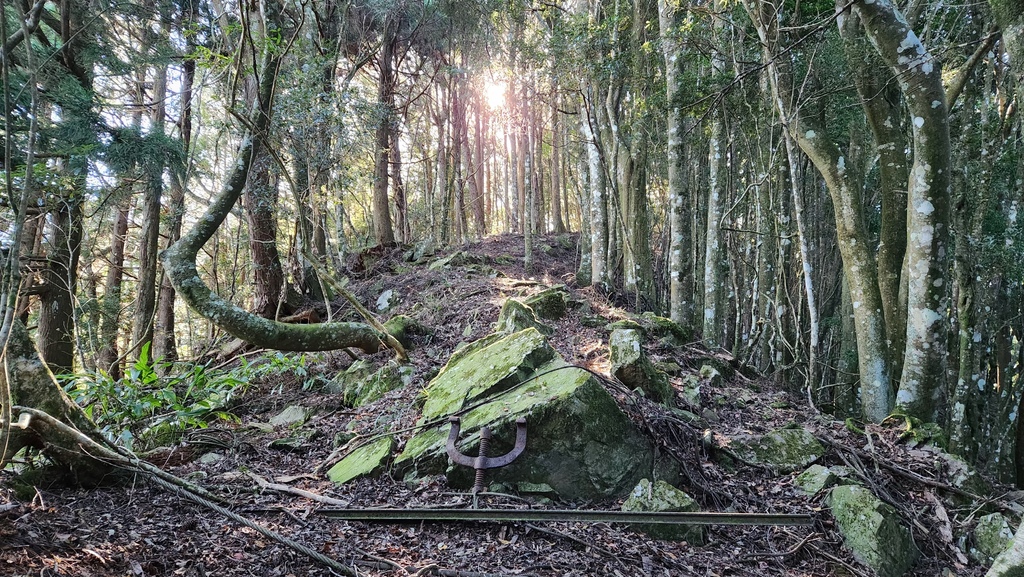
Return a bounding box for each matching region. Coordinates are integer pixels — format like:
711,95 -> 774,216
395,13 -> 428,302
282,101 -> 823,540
581,86 -> 608,287
372,20 -> 397,246
392,130 -> 410,244
97,198 -> 130,378
524,93 -> 535,274
244,149 -> 285,319
472,92 -> 487,236
550,92 -> 566,234
703,11 -> 728,346
38,188 -> 83,375
132,57 -> 168,358
153,2 -> 196,362
839,9 -> 910,376
660,0 -> 693,327
744,0 -> 892,420
852,0 -> 951,420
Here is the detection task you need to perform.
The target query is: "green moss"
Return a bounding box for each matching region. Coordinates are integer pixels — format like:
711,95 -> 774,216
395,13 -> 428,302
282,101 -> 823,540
341,362 -> 411,407
639,312 -> 691,345
609,329 -> 673,405
327,436 -> 395,484
523,286 -> 569,320
396,360 -> 654,499
496,300 -> 553,335
974,513 -> 1014,562
728,427 -> 824,473
829,485 -> 919,577
794,464 -> 839,495
418,329 -> 555,420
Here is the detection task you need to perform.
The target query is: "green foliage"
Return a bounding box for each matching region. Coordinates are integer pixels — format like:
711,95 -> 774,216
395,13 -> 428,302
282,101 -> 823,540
248,351 -> 323,393
61,344 -> 249,450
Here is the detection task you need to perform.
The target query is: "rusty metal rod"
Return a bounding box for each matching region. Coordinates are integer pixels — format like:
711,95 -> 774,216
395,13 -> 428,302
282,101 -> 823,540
319,508 -> 814,526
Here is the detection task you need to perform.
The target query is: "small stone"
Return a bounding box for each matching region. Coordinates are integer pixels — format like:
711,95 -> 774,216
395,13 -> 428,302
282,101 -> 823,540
973,512 -> 1014,563
270,405 -> 309,428
198,452 -> 224,465
622,479 -> 704,543
376,289 -> 399,312
794,464 -> 839,495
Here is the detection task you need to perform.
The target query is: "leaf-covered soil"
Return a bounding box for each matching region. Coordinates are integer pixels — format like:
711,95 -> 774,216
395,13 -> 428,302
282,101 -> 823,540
1,233 -> 1017,576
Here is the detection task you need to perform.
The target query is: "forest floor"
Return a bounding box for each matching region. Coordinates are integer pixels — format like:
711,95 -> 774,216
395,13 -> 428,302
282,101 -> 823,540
0,233 -> 1016,576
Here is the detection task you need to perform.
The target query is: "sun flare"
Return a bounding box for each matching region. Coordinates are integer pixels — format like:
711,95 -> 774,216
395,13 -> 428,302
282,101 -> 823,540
484,81 -> 506,109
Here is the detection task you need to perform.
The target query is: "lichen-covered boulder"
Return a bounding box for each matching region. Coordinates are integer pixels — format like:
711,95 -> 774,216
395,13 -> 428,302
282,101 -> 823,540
328,436 -> 395,485
973,513 -> 1015,565
727,426 -> 824,473
609,328 -> 673,405
830,485 -> 918,577
794,464 -> 840,496
523,286 -> 569,320
394,329 -> 656,499
699,364 -> 723,388
622,479 -> 704,543
496,299 -> 553,336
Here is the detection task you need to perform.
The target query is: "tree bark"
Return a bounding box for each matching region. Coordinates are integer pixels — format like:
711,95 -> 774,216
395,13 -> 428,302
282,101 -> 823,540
132,56 -> 168,356
660,0 -> 693,327
97,198 -> 130,378
744,0 -> 892,420
852,0 -> 951,420
372,17 -> 398,246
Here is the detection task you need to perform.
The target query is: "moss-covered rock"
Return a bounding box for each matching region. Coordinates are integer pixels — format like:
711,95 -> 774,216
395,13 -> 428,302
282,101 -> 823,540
341,362 -> 413,408
973,513 -> 1015,564
932,448 -> 991,500
606,319 -> 643,332
609,328 -> 674,405
327,436 -> 396,485
383,314 -> 426,349
699,365 -> 723,387
418,329 -> 555,420
988,517 -> 1024,577
829,485 -> 918,577
794,464 -> 840,495
622,479 -> 704,543
639,312 -> 691,346
496,299 -> 554,336
727,427 -> 824,473
394,330 -> 655,499
523,286 -> 569,320
429,251 -> 481,270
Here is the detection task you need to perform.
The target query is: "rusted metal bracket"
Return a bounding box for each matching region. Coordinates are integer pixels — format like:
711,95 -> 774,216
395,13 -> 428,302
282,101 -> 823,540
446,416 -> 528,495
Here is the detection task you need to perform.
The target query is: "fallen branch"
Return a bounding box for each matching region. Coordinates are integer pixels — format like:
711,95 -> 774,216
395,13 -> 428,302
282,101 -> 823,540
246,472 -> 350,506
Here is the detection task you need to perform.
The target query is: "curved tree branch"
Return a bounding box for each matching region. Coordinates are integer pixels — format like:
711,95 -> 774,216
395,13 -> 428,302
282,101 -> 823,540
160,7 -> 395,356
